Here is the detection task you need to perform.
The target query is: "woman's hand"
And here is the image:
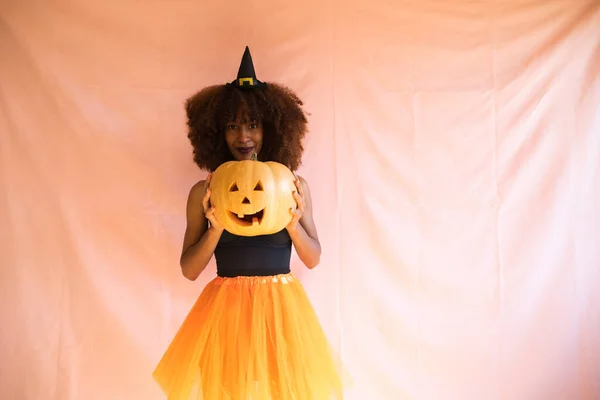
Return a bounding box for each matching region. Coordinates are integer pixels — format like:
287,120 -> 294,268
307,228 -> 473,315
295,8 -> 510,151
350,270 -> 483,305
284,174 -> 321,268
287,175 -> 305,230
202,174 -> 223,232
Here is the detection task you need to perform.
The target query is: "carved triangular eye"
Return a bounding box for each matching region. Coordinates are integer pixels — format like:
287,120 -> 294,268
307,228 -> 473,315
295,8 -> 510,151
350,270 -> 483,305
254,181 -> 263,191
229,182 -> 239,192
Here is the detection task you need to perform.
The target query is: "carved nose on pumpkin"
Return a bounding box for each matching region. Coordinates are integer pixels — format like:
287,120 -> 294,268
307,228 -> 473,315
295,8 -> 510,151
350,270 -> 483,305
242,197 -> 251,204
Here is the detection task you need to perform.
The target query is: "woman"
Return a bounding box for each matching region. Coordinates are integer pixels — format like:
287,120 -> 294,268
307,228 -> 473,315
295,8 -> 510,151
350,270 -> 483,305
152,47 -> 344,399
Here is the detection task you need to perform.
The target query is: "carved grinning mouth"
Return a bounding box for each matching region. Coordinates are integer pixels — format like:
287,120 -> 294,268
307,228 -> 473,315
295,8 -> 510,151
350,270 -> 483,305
227,209 -> 265,226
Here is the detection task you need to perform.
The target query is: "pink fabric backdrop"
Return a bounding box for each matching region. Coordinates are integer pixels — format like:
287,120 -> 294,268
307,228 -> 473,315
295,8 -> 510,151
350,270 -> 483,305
1,0 -> 599,399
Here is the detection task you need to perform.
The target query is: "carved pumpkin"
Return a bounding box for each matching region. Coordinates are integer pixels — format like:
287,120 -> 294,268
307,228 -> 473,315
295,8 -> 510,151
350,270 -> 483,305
209,160 -> 297,236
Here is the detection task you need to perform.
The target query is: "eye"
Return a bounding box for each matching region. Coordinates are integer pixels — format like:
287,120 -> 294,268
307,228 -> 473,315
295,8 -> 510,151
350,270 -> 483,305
254,181 -> 263,191
227,124 -> 237,130
229,182 -> 239,192
249,123 -> 258,129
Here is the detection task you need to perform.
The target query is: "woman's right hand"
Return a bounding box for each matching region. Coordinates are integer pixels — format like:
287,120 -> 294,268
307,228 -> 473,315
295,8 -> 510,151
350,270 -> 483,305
202,174 -> 223,232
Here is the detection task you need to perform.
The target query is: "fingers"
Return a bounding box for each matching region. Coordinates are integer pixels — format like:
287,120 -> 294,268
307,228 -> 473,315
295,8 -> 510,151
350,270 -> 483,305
203,173 -> 212,192
205,206 -> 215,220
288,178 -> 303,226
289,206 -> 301,222
205,206 -> 221,228
202,174 -> 212,211
294,177 -> 303,196
292,190 -> 304,212
202,188 -> 211,211
291,174 -> 304,210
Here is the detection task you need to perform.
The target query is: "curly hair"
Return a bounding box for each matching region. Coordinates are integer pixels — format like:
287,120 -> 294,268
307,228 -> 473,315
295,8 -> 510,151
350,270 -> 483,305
184,82 -> 308,172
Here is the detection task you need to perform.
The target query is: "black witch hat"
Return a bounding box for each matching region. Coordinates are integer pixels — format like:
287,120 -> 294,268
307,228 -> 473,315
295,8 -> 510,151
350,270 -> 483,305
227,46 -> 267,90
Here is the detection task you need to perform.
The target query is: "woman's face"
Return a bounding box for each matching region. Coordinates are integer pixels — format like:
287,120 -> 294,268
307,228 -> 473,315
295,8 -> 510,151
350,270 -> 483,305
225,114 -> 264,161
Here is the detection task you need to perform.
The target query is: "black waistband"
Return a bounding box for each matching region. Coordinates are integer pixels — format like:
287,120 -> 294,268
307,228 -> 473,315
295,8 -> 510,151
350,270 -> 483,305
217,265 -> 291,278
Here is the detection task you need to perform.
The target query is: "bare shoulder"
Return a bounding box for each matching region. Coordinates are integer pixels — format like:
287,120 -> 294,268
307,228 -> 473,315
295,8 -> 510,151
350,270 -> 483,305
190,179 -> 207,196
187,179 -> 207,204
184,179 -> 209,221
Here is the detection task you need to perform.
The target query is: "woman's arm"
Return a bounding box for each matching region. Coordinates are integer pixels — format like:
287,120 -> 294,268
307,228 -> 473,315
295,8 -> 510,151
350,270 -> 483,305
286,175 -> 321,269
180,177 -> 224,281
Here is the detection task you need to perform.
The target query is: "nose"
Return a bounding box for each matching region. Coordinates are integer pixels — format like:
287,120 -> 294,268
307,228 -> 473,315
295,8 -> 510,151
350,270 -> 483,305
237,127 -> 251,142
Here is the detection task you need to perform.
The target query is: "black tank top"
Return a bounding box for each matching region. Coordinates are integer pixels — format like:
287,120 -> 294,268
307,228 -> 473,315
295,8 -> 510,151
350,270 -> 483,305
214,229 -> 292,277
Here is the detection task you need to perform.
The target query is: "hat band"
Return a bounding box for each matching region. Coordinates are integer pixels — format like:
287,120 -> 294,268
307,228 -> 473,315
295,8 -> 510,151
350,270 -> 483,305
239,77 -> 254,86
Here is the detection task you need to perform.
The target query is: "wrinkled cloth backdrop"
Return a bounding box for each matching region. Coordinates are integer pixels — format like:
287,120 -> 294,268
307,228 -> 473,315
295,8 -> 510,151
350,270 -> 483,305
1,0 -> 599,399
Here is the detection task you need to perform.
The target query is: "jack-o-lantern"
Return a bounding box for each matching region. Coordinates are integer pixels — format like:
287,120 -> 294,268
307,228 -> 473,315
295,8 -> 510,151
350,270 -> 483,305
209,160 -> 297,236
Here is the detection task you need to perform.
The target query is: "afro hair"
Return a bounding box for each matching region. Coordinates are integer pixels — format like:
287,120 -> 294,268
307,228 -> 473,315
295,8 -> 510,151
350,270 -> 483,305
184,82 -> 308,172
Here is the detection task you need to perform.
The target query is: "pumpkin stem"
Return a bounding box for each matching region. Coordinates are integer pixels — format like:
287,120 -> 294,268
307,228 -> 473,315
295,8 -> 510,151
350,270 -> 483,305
251,152 -> 257,161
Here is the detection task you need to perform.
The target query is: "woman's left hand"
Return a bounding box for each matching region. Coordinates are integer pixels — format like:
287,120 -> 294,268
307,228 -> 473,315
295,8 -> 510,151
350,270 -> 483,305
287,175 -> 304,229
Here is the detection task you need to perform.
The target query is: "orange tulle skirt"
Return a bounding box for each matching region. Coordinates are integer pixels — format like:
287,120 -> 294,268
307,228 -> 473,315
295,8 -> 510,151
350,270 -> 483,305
152,273 -> 345,399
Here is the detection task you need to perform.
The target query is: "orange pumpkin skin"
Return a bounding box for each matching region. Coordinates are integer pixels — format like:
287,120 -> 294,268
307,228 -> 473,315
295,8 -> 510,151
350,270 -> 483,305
209,160 -> 297,237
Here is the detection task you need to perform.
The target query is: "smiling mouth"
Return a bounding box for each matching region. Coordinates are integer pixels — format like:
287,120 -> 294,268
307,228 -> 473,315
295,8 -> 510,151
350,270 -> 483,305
228,209 -> 264,226
235,146 -> 255,155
